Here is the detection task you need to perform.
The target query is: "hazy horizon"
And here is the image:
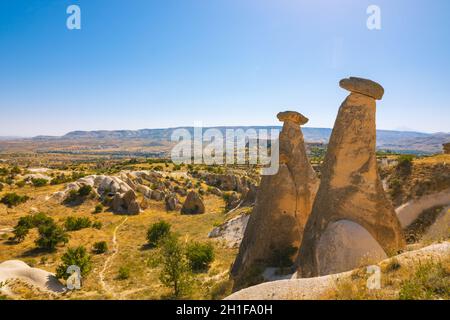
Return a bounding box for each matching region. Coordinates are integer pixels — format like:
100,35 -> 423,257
1,124 -> 448,139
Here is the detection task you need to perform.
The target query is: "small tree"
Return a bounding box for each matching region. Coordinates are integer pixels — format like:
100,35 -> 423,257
186,241 -> 215,272
158,235 -> 192,298
12,213 -> 52,243
31,178 -> 48,187
64,216 -> 92,231
56,246 -> 92,280
1,193 -> 29,208
92,241 -> 108,254
78,185 -> 92,197
147,221 -> 171,248
35,221 -> 69,250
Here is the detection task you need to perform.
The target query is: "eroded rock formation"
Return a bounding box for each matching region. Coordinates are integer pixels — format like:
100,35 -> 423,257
231,111 -> 319,287
296,77 -> 405,278
181,191 -> 205,214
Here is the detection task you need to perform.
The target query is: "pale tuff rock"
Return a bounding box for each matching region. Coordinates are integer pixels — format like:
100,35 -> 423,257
297,78 -> 405,278
231,111 -> 319,287
112,190 -> 140,215
181,191 -> 205,214
209,213 -> 250,248
315,220 -> 387,276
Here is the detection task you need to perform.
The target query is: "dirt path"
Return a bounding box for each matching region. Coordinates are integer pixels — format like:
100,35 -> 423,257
99,217 -> 128,299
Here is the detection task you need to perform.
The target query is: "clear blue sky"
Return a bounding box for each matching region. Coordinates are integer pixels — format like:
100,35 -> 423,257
1,0 -> 449,136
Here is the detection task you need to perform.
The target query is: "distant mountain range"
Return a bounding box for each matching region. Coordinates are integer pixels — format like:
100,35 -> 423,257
28,127 -> 450,154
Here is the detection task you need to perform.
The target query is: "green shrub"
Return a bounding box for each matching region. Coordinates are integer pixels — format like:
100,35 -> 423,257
64,216 -> 92,231
186,241 -> 215,272
94,204 -> 104,213
92,221 -> 102,230
31,178 -> 48,187
0,182 -> 3,191
15,180 -> 26,188
56,246 -> 92,280
147,221 -> 171,248
117,267 -> 130,280
93,241 -> 108,254
10,166 -> 21,175
396,155 -> 414,175
1,193 -> 29,208
31,212 -> 53,227
35,221 -> 69,250
77,185 -> 92,197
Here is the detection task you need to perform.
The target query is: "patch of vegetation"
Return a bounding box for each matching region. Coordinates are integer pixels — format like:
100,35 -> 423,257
158,235 -> 193,299
92,241 -> 108,254
209,279 -> 233,300
396,154 -> 414,175
94,204 -> 104,213
15,180 -> 26,188
399,260 -> 449,300
35,220 -> 69,250
31,178 -> 48,187
147,220 -> 171,248
56,246 -> 92,280
64,185 -> 93,203
1,193 -> 30,208
92,221 -> 102,230
117,266 -> 130,280
78,185 -> 93,197
186,241 -> 215,272
12,213 -> 51,241
64,216 -> 92,231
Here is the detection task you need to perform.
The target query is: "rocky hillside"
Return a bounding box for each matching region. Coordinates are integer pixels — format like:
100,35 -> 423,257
26,127 -> 450,154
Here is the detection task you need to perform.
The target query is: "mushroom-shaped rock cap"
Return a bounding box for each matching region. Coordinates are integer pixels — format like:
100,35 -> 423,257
277,111 -> 309,125
339,77 -> 384,100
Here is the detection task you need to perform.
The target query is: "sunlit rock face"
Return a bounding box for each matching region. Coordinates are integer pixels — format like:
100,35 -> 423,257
231,111 -> 319,289
316,220 -> 387,276
296,78 -> 405,278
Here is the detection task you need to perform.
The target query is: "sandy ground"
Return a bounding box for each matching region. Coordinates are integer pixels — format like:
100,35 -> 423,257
225,241 -> 450,300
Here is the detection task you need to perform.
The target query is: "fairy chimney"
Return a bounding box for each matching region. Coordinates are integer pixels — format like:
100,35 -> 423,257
296,77 -> 405,278
231,111 -> 319,289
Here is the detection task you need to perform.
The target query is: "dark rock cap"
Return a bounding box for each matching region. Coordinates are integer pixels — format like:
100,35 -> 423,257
277,111 -> 309,125
339,77 -> 384,100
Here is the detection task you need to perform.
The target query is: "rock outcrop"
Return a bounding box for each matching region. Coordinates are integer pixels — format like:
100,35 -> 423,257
111,190 -> 141,215
181,191 -> 205,214
231,111 -> 319,287
165,193 -> 180,211
296,77 -> 405,278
